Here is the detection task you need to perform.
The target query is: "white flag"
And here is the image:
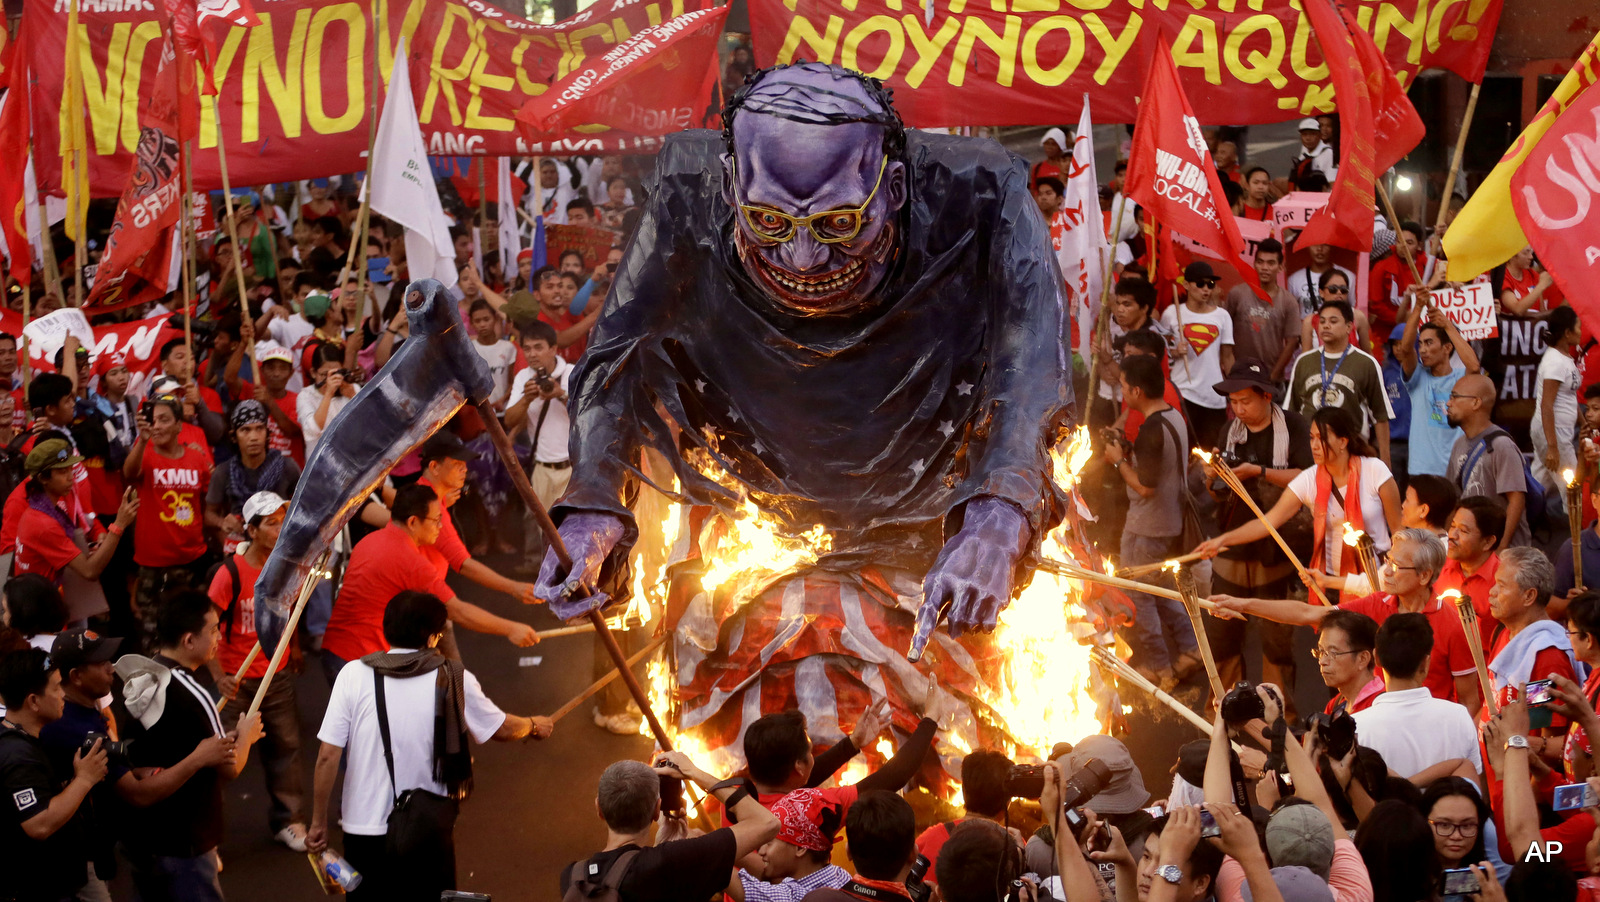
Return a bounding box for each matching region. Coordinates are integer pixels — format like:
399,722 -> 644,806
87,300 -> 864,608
370,40 -> 458,290
497,157 -> 521,282
1059,95 -> 1109,364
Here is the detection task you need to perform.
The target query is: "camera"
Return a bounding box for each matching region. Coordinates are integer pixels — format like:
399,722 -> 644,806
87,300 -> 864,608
1220,682 -> 1265,726
1058,758 -> 1113,839
654,758 -> 685,817
81,732 -> 133,764
905,854 -> 932,902
533,367 -> 556,394
1004,764 -> 1049,799
1307,710 -> 1358,760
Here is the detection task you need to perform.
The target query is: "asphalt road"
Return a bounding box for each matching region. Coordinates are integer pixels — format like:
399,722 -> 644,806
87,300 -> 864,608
176,549 -> 1331,902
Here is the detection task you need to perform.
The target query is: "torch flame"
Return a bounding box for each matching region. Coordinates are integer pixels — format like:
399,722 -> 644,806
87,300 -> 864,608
1192,448 -> 1214,465
1438,588 -> 1464,603
1565,468 -> 1579,488
1341,522 -> 1365,548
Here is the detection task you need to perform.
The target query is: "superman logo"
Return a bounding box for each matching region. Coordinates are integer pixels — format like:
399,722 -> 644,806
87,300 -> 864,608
1184,322 -> 1221,356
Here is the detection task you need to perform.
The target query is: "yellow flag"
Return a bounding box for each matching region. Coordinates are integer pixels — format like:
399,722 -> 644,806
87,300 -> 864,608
60,0 -> 88,243
1444,31 -> 1600,281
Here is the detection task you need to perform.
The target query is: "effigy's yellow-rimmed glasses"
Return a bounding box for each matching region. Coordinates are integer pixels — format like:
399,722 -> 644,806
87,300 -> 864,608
733,155 -> 888,244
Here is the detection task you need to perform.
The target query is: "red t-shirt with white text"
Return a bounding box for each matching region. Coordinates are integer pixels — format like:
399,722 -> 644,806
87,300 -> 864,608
134,444 -> 212,567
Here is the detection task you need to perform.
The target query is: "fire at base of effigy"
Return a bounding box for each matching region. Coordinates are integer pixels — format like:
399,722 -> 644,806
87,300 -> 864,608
613,427 -> 1179,805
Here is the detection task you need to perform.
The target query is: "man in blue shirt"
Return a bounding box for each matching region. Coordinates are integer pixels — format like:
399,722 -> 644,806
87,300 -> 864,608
1392,298 -> 1480,479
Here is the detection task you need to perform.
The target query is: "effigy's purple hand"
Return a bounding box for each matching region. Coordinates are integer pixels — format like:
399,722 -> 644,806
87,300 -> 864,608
908,496 -> 1031,662
534,512 -> 627,620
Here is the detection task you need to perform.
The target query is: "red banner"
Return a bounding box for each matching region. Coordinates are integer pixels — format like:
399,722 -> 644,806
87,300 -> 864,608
518,6 -> 727,136
0,21 -> 32,284
27,0 -> 714,199
1511,76 -> 1600,335
750,0 -> 1501,127
85,35 -> 187,312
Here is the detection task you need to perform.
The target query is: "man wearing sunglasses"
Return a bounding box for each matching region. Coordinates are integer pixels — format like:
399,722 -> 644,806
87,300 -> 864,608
535,62 -> 1070,753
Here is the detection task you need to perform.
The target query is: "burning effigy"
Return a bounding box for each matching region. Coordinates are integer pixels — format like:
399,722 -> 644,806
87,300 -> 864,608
533,62 -> 1134,779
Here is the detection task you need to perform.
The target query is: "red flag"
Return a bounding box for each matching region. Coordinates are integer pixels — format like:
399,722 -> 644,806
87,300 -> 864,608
517,6 -> 728,136
160,0 -> 260,95
1123,37 -> 1259,296
1510,71 -> 1600,336
0,22 -> 30,284
84,35 -> 186,312
1298,0 -> 1424,251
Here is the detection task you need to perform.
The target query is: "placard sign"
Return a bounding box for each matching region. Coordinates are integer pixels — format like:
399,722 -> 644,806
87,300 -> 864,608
1272,193 -> 1332,231
1430,282 -> 1499,341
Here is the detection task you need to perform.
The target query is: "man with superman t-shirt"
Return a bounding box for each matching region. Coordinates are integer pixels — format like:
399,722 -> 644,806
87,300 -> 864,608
1159,262 -> 1235,449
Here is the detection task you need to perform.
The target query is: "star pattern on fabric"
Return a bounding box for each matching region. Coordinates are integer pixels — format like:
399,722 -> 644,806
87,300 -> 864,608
910,459 -> 927,477
956,381 -> 973,396
694,379 -> 707,392
936,421 -> 954,438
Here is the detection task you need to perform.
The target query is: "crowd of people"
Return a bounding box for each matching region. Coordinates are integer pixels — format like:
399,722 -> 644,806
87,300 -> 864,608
0,109 -> 1595,902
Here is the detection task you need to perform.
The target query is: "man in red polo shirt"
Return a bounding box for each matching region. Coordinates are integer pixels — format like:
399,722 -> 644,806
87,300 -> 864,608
319,484 -> 537,682
1210,527 -> 1480,710
415,432 -> 537,604
536,268 -> 600,364
1317,610 -> 1385,716
1436,496 -> 1503,648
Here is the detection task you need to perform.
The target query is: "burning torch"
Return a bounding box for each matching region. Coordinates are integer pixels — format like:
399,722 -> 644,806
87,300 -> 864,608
1195,448 -> 1329,606
1442,589 -> 1497,716
1567,469 -> 1584,592
1342,523 -> 1382,597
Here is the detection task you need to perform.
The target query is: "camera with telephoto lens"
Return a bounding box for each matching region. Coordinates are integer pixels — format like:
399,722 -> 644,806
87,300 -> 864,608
1004,764 -> 1050,799
1220,681 -> 1266,727
1307,710 -> 1358,760
1058,758 -> 1114,840
905,854 -> 932,902
81,732 -> 133,765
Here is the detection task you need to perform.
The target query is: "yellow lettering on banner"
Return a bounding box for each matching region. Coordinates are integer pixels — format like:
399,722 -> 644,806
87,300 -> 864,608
512,36 -> 558,96
378,0 -> 427,83
223,11 -> 305,145
1222,13 -> 1286,87
899,14 -> 960,87
466,18 -> 516,130
1020,16 -> 1083,86
1298,82 -> 1335,115
560,22 -> 616,79
421,7 -> 479,125
1355,6 -> 1374,31
79,22 -> 131,155
611,18 -> 632,41
1288,11 -> 1328,80
1064,0 -> 1113,10
1374,1 -> 1427,65
647,2 -> 668,24
1083,12 -> 1140,85
1169,14 -> 1221,84
1013,0 -> 1060,12
1426,0 -> 1466,52
775,14 -> 843,64
949,15 -> 1020,87
116,22 -> 163,154
841,16 -> 905,79
305,4 -> 365,135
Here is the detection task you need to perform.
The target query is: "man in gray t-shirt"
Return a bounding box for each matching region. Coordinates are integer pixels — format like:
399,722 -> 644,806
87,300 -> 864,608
1102,356 -> 1199,683
1444,373 -> 1531,550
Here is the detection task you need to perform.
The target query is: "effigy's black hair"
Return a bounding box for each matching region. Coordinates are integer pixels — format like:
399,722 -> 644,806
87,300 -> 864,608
721,61 -> 907,162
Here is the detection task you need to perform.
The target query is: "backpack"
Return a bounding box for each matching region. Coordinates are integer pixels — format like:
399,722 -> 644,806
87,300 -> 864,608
563,849 -> 640,902
1459,428 -> 1548,530
1153,413 -> 1206,550
205,556 -> 244,639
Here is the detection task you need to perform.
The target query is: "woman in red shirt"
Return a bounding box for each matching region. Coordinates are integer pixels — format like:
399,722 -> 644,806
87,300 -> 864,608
123,397 -> 214,616
13,438 -> 138,588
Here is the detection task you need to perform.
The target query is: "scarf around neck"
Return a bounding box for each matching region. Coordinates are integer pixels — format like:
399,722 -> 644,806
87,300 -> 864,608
1310,457 -> 1363,576
361,647 -> 473,798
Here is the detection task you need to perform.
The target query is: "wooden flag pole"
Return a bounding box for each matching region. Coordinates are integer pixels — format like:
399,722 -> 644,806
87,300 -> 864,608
1376,180 -> 1429,298
38,203 -> 63,303
69,0 -> 86,309
211,98 -> 253,320
1084,199 -> 1130,417
244,555 -> 331,720
180,141 -> 196,360
1435,83 -> 1481,239
20,279 -> 30,392
356,0 -> 381,332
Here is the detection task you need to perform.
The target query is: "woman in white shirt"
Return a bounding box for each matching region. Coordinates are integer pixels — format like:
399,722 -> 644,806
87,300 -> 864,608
1197,407 -> 1401,589
297,345 -> 357,451
1533,305 -> 1583,495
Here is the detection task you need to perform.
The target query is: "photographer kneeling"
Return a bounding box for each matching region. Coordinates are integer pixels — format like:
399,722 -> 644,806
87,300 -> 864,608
563,752 -> 777,902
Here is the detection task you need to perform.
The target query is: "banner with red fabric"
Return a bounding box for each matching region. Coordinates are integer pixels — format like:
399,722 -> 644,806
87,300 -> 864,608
517,5 -> 728,136
26,0 -> 715,199
749,0 -> 1501,127
1510,75 -> 1600,334
84,35 -> 189,313
1,307 -> 185,382
0,20 -> 32,284
1124,37 -> 1258,296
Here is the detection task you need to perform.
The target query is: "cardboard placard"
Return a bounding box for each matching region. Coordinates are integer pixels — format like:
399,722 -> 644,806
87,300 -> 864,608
1429,282 -> 1498,341
1271,192 -> 1331,230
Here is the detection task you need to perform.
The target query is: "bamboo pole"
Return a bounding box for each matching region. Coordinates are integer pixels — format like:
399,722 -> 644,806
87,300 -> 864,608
1118,551 -> 1212,580
1376,180 -> 1428,300
20,279 -> 30,391
244,554 -> 331,720
1443,589 -> 1498,716
1567,470 -> 1584,592
1092,646 -> 1212,733
1084,199 -> 1130,417
551,634 -> 668,723
1037,558 -> 1215,609
181,141 -> 196,353
1196,448 -> 1331,605
211,98 -> 253,322
358,0 -> 380,331
1434,83 -> 1481,240
215,643 -> 263,711
1176,564 -> 1226,703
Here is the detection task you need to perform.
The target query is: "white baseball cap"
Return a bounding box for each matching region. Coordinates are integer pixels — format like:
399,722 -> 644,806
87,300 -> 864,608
242,491 -> 288,524
256,342 -> 294,365
1297,118 -> 1321,132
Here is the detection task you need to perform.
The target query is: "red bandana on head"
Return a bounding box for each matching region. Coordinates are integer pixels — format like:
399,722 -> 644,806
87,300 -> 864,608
771,789 -> 838,852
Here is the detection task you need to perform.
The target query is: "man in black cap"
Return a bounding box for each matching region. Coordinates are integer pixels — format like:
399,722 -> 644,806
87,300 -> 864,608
1205,359 -> 1313,705
417,432 -> 537,605
1160,262 -> 1235,448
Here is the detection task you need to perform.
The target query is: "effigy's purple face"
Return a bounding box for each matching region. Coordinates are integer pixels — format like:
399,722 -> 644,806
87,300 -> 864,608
726,117 -> 906,314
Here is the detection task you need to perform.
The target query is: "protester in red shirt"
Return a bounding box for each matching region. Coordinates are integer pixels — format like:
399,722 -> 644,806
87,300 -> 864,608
537,268 -> 600,364
1317,610 -> 1385,716
146,375 -> 217,468
157,337 -> 228,445
123,396 -> 214,615
205,490 -> 311,851
1558,592 -> 1600,781
1210,528 -> 1480,709
12,438 -> 137,588
913,750 -> 1013,884
1367,222 -> 1435,344
1437,496 -> 1504,648
22,373 -> 94,517
319,484 -> 537,682
415,432 -> 537,604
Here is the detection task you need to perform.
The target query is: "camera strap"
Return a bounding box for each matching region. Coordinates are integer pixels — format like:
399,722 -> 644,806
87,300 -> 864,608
843,879 -> 913,902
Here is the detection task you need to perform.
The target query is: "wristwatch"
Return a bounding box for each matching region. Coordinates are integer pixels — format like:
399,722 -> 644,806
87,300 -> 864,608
1505,734 -> 1531,752
1157,865 -> 1183,885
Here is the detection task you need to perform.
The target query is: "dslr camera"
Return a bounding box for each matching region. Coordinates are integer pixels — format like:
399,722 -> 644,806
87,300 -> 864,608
532,366 -> 556,394
1306,710 -> 1358,760
81,732 -> 133,765
1058,758 -> 1113,840
1004,764 -> 1050,799
905,854 -> 933,902
1220,681 -> 1283,728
